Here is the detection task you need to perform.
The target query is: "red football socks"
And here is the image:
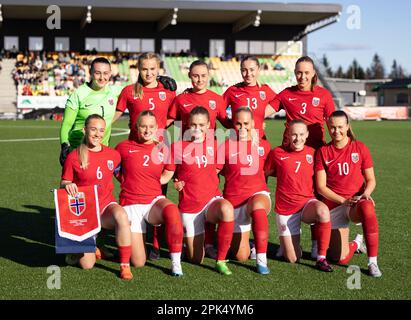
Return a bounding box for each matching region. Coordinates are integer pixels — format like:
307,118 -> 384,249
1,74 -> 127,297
216,221 -> 234,261
338,241 -> 358,265
204,221 -> 216,247
358,200 -> 379,257
251,209 -> 268,254
314,221 -> 331,257
162,204 -> 183,253
118,245 -> 132,265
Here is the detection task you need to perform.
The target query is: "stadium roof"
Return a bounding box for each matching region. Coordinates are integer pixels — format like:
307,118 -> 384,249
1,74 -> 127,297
375,78 -> 411,90
1,0 -> 342,27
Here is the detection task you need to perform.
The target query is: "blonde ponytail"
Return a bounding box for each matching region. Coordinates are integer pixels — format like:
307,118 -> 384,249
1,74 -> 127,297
134,52 -> 162,100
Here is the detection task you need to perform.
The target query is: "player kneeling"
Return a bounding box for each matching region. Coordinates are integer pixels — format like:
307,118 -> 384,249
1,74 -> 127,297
115,111 -> 184,277
265,120 -> 332,272
61,114 -> 133,280
315,110 -> 381,277
166,107 -> 235,275
217,107 -> 271,275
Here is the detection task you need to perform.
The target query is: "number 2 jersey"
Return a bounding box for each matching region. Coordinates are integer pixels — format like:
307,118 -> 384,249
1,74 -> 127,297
61,145 -> 120,211
217,138 -> 270,208
165,138 -> 221,213
315,139 -> 373,200
115,140 -> 168,206
264,145 -> 316,215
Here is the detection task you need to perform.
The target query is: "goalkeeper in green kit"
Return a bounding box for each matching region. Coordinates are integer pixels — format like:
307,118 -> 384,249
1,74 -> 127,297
59,56 -> 177,165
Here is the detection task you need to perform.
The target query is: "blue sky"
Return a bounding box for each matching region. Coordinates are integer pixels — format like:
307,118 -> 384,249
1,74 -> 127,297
189,0 -> 410,75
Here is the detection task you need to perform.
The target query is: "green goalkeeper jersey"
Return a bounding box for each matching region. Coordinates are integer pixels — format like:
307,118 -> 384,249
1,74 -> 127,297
60,83 -> 124,148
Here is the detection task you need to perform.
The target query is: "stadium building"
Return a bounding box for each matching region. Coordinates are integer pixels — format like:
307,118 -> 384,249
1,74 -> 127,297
0,0 -> 342,116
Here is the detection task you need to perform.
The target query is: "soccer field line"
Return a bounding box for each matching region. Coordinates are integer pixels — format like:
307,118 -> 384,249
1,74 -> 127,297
0,128 -> 130,142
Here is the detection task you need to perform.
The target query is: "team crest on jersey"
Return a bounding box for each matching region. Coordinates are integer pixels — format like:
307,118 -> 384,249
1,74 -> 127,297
158,152 -> 164,163
260,91 -> 266,100
159,91 -> 167,101
258,146 -> 265,156
108,98 -> 114,106
107,160 -> 114,171
207,146 -> 214,156
312,97 -> 320,107
351,153 -> 359,163
306,154 -> 313,164
68,193 -> 86,217
209,100 -> 216,110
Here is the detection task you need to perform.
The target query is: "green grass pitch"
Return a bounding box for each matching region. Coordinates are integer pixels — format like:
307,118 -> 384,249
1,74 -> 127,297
0,119 -> 410,299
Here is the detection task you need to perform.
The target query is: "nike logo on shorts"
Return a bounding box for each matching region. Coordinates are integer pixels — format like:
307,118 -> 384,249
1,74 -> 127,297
235,94 -> 245,98
280,157 -> 290,160
325,159 -> 334,164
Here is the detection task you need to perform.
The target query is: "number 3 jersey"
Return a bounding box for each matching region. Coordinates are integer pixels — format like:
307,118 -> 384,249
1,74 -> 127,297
115,140 -> 169,206
271,85 -> 335,149
315,139 -> 373,200
165,138 -> 221,213
265,145 -> 316,215
217,138 -> 270,208
61,146 -> 120,211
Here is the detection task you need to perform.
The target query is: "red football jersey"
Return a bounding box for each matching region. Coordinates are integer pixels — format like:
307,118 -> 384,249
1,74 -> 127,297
217,138 -> 270,208
271,85 -> 335,149
116,82 -> 176,140
223,83 -> 276,137
265,146 -> 316,215
62,145 -> 120,211
115,140 -> 168,205
168,89 -> 228,134
165,138 -> 221,213
315,139 -> 373,200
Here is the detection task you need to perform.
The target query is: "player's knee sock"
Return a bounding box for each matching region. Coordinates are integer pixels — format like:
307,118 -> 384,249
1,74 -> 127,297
216,221 -> 234,261
152,225 -> 161,251
251,209 -> 268,255
310,224 -> 316,241
358,200 -> 379,258
204,221 -> 216,248
314,221 -> 331,258
118,245 -> 131,266
162,204 -> 183,253
338,241 -> 358,265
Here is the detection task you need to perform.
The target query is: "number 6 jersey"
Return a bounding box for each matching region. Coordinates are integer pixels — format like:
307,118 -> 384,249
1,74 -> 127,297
61,146 -> 120,211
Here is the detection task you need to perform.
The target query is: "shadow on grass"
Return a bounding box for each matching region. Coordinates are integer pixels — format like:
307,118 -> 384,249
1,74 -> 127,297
0,205 -> 56,267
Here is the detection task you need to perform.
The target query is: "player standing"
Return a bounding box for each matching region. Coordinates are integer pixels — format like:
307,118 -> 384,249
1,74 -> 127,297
223,55 -> 277,139
165,107 -> 235,275
59,57 -> 122,165
168,59 -> 230,136
61,114 -> 133,280
264,119 -> 332,272
115,111 -> 184,276
217,107 -> 271,274
315,110 -> 381,277
113,52 -> 176,142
